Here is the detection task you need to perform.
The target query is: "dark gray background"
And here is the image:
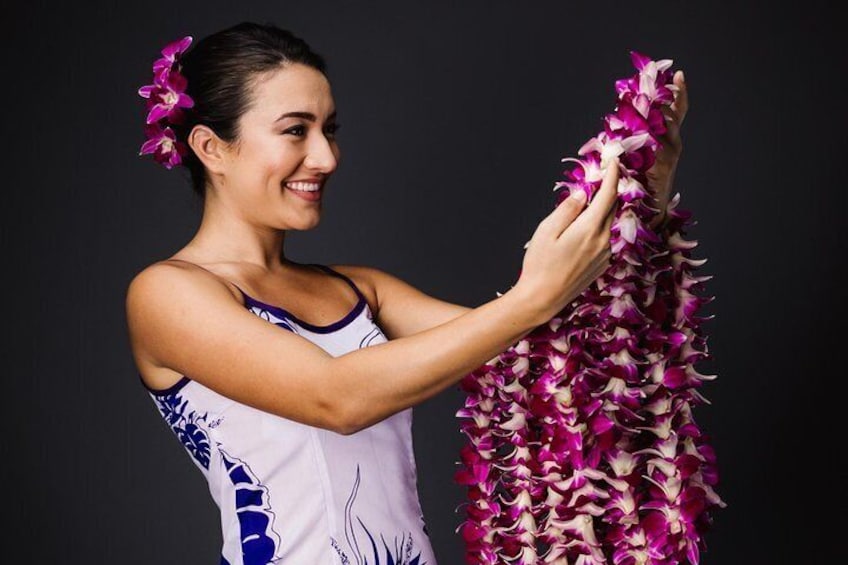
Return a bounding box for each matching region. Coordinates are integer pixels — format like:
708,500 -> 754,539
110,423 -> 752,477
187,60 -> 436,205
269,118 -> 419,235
8,1 -> 842,563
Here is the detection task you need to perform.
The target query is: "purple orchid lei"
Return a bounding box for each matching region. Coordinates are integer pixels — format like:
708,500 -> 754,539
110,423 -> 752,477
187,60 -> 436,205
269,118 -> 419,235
454,52 -> 725,565
137,35 -> 194,169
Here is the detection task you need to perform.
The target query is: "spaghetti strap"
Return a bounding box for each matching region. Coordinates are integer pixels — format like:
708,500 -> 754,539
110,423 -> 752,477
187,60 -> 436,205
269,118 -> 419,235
230,282 -> 251,302
307,263 -> 367,302
166,258 -> 364,313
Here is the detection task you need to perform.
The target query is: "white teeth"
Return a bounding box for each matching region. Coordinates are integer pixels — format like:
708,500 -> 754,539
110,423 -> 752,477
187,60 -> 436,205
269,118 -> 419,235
285,181 -> 321,191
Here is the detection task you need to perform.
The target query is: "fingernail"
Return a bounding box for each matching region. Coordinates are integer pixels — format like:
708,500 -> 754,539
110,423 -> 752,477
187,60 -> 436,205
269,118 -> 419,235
679,70 -> 686,83
572,190 -> 586,202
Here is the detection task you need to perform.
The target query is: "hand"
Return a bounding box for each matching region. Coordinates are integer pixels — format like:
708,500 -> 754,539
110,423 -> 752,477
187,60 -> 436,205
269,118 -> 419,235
515,160 -> 620,325
646,69 -> 688,229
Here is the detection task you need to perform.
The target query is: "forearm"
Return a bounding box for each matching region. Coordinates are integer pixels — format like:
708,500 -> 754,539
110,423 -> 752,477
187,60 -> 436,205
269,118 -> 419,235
331,285 -> 543,434
648,208 -> 670,231
647,193 -> 675,235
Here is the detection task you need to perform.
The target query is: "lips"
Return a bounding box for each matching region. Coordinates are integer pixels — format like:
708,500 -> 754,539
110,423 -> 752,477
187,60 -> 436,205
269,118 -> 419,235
286,177 -> 323,183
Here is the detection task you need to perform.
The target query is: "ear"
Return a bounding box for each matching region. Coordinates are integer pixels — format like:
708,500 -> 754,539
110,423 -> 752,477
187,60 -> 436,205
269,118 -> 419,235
187,124 -> 233,175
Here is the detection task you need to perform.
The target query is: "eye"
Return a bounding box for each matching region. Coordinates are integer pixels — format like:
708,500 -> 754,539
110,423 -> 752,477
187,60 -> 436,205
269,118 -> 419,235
284,125 -> 307,137
282,123 -> 341,138
324,123 -> 341,138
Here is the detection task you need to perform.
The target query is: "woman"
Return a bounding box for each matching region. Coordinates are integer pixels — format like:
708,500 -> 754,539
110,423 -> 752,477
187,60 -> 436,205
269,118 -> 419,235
126,21 -> 685,565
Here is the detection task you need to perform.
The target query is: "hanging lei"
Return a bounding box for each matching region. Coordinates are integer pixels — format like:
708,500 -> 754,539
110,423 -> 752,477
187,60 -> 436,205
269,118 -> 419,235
455,51 -> 725,565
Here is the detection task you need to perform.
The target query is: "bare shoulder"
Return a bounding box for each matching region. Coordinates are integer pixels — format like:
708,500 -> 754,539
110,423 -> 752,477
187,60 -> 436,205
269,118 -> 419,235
126,259 -> 242,316
324,264 -> 420,312
124,259 -> 343,431
324,263 -> 381,315
325,264 -> 471,340
125,260 -> 243,373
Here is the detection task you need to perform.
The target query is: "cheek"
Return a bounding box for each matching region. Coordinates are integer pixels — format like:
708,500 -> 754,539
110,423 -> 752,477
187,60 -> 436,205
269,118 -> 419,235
239,134 -> 295,172
262,144 -> 302,178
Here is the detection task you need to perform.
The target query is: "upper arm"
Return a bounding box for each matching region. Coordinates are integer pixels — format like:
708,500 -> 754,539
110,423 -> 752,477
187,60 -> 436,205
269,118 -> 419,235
332,264 -> 471,340
125,263 -> 343,432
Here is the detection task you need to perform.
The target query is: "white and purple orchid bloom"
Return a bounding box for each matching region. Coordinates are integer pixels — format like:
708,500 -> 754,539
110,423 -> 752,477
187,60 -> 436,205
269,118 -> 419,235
151,35 -> 193,74
138,69 -> 194,125
139,122 -> 188,170
137,36 -> 194,169
455,51 -> 724,564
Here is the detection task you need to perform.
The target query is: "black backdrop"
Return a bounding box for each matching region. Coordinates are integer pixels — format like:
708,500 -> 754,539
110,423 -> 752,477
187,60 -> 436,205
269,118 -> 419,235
7,1 -> 843,563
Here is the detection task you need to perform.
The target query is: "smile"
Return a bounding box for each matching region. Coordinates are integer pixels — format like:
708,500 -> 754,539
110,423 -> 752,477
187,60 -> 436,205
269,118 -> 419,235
284,181 -> 322,192
284,181 -> 323,202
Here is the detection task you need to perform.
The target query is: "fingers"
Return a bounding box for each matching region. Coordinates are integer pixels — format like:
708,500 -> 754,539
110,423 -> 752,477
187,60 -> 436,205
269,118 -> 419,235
602,194 -> 619,233
670,70 -> 688,126
569,157 -> 620,236
603,176 -> 621,228
530,188 -> 588,246
553,188 -> 588,227
656,71 -> 687,157
658,106 -> 683,156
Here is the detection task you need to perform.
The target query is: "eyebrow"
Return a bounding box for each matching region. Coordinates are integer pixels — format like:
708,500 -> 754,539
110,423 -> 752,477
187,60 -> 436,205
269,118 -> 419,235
275,110 -> 337,122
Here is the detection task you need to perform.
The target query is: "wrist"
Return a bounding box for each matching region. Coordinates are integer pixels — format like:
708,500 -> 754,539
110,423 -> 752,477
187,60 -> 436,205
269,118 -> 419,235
648,198 -> 671,231
649,211 -> 667,230
503,279 -> 549,329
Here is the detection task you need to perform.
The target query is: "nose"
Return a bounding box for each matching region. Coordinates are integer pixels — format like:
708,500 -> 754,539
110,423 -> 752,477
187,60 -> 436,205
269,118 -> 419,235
304,133 -> 339,174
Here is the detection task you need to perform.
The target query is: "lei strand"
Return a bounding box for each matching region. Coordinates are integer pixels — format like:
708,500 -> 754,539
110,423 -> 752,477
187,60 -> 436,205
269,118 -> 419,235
454,51 -> 725,565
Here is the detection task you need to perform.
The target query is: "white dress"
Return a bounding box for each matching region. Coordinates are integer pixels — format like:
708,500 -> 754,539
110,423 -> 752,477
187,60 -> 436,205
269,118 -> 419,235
142,263 -> 438,565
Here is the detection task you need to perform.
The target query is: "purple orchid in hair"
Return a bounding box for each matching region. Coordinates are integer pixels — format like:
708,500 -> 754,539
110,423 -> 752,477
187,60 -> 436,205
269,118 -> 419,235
137,35 -> 194,169
138,68 -> 193,124
152,35 -> 193,73
139,122 -> 188,170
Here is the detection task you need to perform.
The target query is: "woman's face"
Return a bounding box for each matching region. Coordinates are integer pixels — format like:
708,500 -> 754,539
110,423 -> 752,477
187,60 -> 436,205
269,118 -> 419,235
222,63 -> 340,230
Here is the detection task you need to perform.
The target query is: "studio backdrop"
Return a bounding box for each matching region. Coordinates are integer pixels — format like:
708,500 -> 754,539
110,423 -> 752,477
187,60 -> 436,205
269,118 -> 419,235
7,1 -> 842,563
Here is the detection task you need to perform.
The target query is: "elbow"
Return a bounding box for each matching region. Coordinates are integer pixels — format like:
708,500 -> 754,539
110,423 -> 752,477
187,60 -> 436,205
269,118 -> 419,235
335,396 -> 385,435
320,359 -> 374,436
325,389 -> 365,436
322,357 -> 373,436
332,407 -> 363,436
335,419 -> 360,436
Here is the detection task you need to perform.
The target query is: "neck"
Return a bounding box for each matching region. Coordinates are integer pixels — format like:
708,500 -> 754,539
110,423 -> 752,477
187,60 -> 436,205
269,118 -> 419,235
179,189 -> 292,274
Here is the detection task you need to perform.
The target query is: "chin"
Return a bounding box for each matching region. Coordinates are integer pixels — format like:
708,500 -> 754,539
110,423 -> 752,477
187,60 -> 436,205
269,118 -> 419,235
285,214 -> 322,231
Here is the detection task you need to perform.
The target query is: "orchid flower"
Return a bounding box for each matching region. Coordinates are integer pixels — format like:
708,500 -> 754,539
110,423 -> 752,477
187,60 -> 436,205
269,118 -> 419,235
139,122 -> 188,169
138,68 -> 194,125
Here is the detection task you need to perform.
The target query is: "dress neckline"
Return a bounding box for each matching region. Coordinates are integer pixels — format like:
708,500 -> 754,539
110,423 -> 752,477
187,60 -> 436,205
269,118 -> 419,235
234,263 -> 368,334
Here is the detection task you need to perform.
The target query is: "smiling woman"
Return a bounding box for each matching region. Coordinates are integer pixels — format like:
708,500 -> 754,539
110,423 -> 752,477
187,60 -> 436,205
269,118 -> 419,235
127,19 -> 628,565
130,22 -> 448,564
